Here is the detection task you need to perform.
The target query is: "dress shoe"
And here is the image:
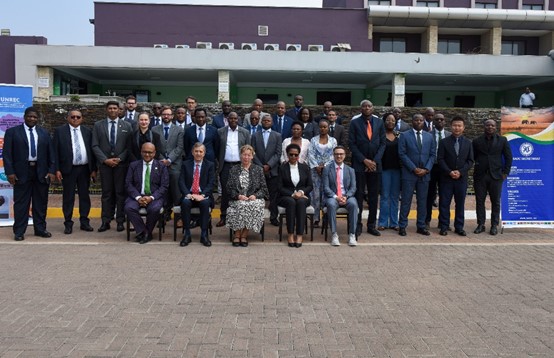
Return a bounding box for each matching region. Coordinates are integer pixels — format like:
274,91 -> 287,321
14,235 -> 24,241
240,239 -> 249,247
424,222 -> 430,230
180,235 -> 191,247
232,240 -> 241,247
80,223 -> 94,232
356,224 -> 362,237
139,234 -> 152,244
35,230 -> 52,238
295,242 -> 302,248
389,226 -> 399,231
367,227 -> 381,236
116,223 -> 125,232
416,228 -> 431,236
270,218 -> 280,226
398,228 -> 407,236
200,237 -> 212,247
64,225 -> 73,235
98,222 -> 110,232
377,226 -> 386,231
135,232 -> 145,242
216,219 -> 226,227
489,226 -> 498,236
439,229 -> 448,236
474,225 -> 486,234
455,229 -> 467,236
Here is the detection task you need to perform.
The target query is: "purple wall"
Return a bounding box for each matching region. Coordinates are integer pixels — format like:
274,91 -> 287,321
94,3 -> 373,52
0,36 -> 47,84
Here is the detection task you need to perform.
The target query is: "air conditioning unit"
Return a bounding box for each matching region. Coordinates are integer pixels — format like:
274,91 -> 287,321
330,45 -> 342,52
153,44 -> 168,48
286,44 -> 301,51
264,43 -> 279,51
308,44 -> 324,52
331,43 -> 351,52
219,42 -> 234,50
196,42 -> 212,49
241,43 -> 257,50
175,44 -> 190,49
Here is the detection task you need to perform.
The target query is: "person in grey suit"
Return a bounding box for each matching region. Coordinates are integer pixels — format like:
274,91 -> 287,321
322,146 -> 358,246
327,110 -> 347,147
152,106 -> 184,216
252,114 -> 283,225
216,112 -> 251,226
398,114 -> 437,236
123,95 -> 139,129
92,100 -> 133,232
393,107 -> 411,132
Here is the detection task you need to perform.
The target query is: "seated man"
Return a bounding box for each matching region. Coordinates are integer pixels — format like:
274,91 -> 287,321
124,142 -> 169,244
178,142 -> 215,247
322,146 -> 358,247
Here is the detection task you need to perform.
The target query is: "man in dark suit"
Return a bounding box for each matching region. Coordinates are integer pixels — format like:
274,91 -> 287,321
472,119 -> 513,236
272,101 -> 294,140
92,100 -> 133,232
53,109 -> 97,234
322,146 -> 358,246
216,112 -> 251,226
398,114 -> 436,236
124,95 -> 139,129
423,107 -> 435,132
185,96 -> 197,126
149,102 -> 163,129
179,143 -> 215,247
183,108 -> 219,164
437,116 -> 474,236
285,94 -> 304,119
212,100 -> 232,129
252,114 -> 283,225
124,142 -> 169,244
392,107 -> 410,132
327,110 -> 347,147
348,100 -> 386,236
4,107 -> 55,241
244,110 -> 262,137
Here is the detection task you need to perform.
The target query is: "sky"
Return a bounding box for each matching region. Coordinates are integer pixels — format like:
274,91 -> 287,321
1,0 -> 322,46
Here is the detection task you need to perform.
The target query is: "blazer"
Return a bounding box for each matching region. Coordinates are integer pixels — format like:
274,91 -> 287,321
183,124 -> 220,163
227,164 -> 269,200
271,114 -> 294,139
278,162 -> 313,199
396,120 -> 411,132
302,122 -> 319,141
3,124 -> 55,184
149,116 -> 163,129
217,126 -> 251,173
92,118 -> 133,164
348,114 -> 386,173
286,107 -> 303,120
472,133 -> 513,180
437,135 -> 474,182
129,128 -> 164,162
242,111 -> 269,128
53,124 -> 96,175
125,158 -> 169,201
329,123 -> 347,147
322,162 -> 357,199
245,123 -> 262,137
211,113 -> 229,129
251,129 -> 282,178
398,129 -> 436,182
151,123 -> 184,169
179,159 -> 215,207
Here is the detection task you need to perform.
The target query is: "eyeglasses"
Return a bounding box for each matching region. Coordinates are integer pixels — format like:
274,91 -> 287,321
153,106 -> 161,109
70,116 -> 82,119
287,153 -> 299,157
141,151 -> 155,155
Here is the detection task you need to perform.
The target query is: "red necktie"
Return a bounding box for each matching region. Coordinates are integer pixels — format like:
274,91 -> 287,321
191,164 -> 200,194
366,120 -> 372,140
336,166 -> 342,197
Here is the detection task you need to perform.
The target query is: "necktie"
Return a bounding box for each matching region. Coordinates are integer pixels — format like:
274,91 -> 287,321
164,126 -> 169,140
330,125 -> 335,136
29,127 -> 36,158
128,112 -> 133,121
156,118 -> 161,126
416,131 -> 422,151
454,137 -> 460,156
278,117 -> 283,132
251,126 -> 256,135
198,127 -> 204,143
191,164 -> 200,194
366,120 -> 372,140
263,130 -> 269,148
438,130 -> 442,142
74,128 -> 82,164
110,121 -> 116,151
336,166 -> 342,197
144,163 -> 151,195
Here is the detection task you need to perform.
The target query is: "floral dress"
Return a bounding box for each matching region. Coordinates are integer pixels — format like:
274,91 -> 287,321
308,135 -> 337,222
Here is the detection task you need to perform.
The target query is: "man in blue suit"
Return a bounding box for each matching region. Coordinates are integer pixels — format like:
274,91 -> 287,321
272,101 -> 294,140
183,108 -> 219,164
4,107 -> 56,241
348,100 -> 386,236
398,114 -> 436,236
211,100 -> 232,129
322,146 -> 358,246
244,110 -> 262,137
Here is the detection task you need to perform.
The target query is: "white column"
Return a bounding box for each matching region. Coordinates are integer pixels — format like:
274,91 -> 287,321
392,73 -> 405,107
217,70 -> 230,102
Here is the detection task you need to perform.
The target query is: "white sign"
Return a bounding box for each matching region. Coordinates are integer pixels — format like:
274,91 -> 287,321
38,77 -> 50,88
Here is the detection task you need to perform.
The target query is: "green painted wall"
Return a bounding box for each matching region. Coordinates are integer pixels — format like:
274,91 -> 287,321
235,87 -> 366,106
100,85 -> 218,103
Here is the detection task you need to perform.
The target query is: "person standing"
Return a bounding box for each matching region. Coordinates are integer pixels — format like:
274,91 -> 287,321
472,119 -> 513,236
437,116 -> 474,236
53,109 -> 97,234
519,87 -> 535,109
4,107 -> 55,241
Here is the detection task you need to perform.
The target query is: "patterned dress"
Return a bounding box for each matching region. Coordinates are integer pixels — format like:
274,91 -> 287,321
308,135 -> 337,222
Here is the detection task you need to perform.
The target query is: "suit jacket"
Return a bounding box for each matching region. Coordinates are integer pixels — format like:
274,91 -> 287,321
397,120 -> 411,132
149,116 -> 162,129
322,162 -> 357,199
348,114 -> 387,173
183,124 -> 220,163
398,129 -> 436,182
329,123 -> 347,147
272,114 -> 294,139
126,158 -> 169,202
278,162 -> 313,198
92,118 -> 133,164
217,126 -> 251,173
124,111 -> 139,130
212,113 -> 229,129
437,135 -> 474,182
286,107 -> 303,120
152,123 -> 184,169
178,159 -> 215,207
129,128 -> 164,162
251,129 -> 282,177
472,133 -> 513,180
3,124 -> 55,184
53,124 -> 96,175
302,122 -> 319,141
242,111 -> 269,128
245,123 -> 262,137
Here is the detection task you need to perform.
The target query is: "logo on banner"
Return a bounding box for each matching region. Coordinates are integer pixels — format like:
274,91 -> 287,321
519,142 -> 533,157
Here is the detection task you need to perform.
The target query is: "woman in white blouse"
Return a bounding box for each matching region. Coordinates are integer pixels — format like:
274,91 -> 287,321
280,121 -> 310,164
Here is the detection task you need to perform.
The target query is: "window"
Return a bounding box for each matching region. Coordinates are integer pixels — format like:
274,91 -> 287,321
416,1 -> 439,6
475,2 -> 497,8
380,38 -> 406,53
368,0 -> 391,4
501,40 -> 525,55
522,4 -> 543,10
438,39 -> 461,54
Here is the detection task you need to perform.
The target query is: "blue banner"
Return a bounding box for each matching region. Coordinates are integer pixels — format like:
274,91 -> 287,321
501,107 -> 554,228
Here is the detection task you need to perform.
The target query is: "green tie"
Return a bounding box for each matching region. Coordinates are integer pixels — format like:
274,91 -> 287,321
144,163 -> 151,195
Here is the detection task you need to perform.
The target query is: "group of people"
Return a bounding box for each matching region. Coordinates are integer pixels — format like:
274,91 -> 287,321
2,96 -> 512,247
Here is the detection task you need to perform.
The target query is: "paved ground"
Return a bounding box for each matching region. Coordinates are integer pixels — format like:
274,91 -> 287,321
0,196 -> 553,357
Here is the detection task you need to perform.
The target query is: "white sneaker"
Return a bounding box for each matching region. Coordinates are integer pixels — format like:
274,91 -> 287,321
348,234 -> 357,246
331,233 -> 340,246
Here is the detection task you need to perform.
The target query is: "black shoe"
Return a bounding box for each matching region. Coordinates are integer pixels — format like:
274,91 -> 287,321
240,240 -> 249,247
367,227 -> 381,236
80,223 -> 94,232
216,219 -> 226,227
180,235 -> 191,247
439,229 -> 448,236
116,223 -> 125,232
490,226 -> 498,236
270,218 -> 280,226
135,233 -> 145,242
295,242 -> 302,248
474,225 -> 486,234
232,240 -> 240,247
64,224 -> 73,235
35,230 -> 52,238
14,235 -> 24,241
139,234 -> 152,244
455,229 -> 467,236
288,242 -> 295,247
399,228 -> 407,236
200,237 -> 212,247
425,222 -> 430,230
98,222 -> 110,232
416,228 -> 431,236
432,200 -> 438,207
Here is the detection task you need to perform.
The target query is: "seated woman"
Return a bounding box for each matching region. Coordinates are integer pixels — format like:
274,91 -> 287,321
278,144 -> 313,248
130,112 -> 164,162
280,121 -> 310,164
226,145 -> 269,247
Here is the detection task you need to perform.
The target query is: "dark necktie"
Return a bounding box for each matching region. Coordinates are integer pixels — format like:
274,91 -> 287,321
164,126 -> 169,140
416,131 -> 422,151
454,137 -> 460,156
110,121 -> 116,151
278,117 -> 283,132
29,127 -> 36,158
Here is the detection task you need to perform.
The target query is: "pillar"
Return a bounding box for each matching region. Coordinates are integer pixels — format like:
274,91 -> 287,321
392,73 -> 405,108
422,25 -> 438,54
36,66 -> 54,101
217,70 -> 230,102
481,27 -> 502,55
